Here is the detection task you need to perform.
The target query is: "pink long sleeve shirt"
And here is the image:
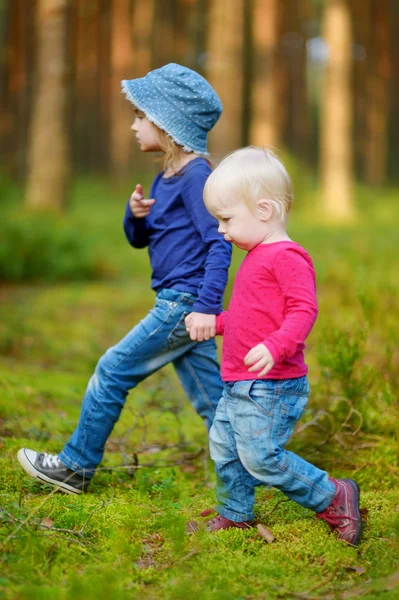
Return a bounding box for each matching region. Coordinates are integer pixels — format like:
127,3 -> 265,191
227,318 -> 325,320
216,241 -> 318,381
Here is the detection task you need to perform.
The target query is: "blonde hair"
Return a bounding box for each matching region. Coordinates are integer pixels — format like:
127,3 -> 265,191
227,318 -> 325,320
156,128 -> 189,172
156,127 -> 213,173
134,107 -> 209,173
203,146 -> 293,222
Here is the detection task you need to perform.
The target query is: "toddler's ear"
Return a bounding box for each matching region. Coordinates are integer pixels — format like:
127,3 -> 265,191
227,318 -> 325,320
257,199 -> 273,221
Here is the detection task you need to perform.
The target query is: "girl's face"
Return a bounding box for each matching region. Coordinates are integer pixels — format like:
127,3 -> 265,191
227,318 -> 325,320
214,199 -> 271,251
131,113 -> 162,152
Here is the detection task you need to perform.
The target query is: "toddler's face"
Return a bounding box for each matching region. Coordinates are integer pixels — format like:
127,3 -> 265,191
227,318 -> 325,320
214,198 -> 270,251
131,113 -> 162,152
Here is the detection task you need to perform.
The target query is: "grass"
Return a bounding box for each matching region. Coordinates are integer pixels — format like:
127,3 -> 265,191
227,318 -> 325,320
0,176 -> 398,599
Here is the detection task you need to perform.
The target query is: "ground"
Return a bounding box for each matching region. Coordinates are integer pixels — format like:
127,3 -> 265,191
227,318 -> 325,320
0,179 -> 398,599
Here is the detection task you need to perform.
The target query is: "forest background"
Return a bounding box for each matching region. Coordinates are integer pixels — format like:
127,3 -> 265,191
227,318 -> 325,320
0,1 -> 398,599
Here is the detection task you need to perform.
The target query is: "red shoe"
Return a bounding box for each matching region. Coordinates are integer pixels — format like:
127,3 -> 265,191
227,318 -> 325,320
316,478 -> 362,546
206,513 -> 253,532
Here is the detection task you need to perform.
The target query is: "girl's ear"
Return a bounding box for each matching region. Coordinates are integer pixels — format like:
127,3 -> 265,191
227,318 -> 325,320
257,199 -> 273,221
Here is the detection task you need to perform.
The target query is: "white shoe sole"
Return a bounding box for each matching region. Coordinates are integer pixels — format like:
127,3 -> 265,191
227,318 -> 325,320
17,449 -> 82,495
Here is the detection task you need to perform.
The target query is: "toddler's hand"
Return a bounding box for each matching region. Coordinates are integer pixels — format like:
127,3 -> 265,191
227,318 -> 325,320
129,184 -> 155,218
244,343 -> 275,377
185,312 -> 216,342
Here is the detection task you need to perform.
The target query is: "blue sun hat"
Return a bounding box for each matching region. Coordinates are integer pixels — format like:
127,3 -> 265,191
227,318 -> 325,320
121,63 -> 222,155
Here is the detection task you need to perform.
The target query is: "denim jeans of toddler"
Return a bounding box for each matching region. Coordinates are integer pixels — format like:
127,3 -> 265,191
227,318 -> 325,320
209,378 -> 336,522
59,289 -> 223,477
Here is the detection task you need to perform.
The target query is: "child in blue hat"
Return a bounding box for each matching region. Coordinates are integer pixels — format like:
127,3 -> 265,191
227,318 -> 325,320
17,64 -> 232,495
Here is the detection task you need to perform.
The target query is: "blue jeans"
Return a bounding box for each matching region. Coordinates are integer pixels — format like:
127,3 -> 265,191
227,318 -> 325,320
59,289 -> 223,477
209,378 -> 336,522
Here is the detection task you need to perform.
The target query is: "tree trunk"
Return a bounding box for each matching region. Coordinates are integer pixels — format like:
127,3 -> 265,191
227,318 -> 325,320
132,0 -> 155,77
320,0 -> 355,221
364,0 -> 391,185
287,0 -> 310,160
389,0 -> 399,183
25,0 -> 71,211
206,0 -> 245,158
249,0 -> 282,148
72,0 -> 105,173
2,0 -> 34,179
351,0 -> 370,183
153,0 -> 176,68
110,0 -> 134,180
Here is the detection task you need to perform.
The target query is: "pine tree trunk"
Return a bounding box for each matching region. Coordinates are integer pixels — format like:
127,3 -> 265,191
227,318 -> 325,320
3,0 -> 34,179
249,0 -> 282,148
153,0 -> 176,68
110,0 -> 134,180
364,0 -> 391,185
320,0 -> 355,221
132,0 -> 155,77
288,0 -> 310,160
206,0 -> 245,158
25,0 -> 71,211
351,0 -> 370,182
389,0 -> 399,183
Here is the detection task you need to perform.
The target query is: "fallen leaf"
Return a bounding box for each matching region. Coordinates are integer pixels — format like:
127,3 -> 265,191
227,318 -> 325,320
360,507 -> 369,519
142,534 -> 164,548
186,520 -> 199,533
345,565 -> 367,575
136,555 -> 156,570
40,517 -> 54,529
256,523 -> 276,543
384,569 -> 399,590
181,464 -> 197,474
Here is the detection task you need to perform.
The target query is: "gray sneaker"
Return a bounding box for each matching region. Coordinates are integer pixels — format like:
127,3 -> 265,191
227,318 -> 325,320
17,448 -> 90,495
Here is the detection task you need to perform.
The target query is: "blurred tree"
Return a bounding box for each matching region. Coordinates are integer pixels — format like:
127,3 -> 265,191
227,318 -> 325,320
25,0 -> 71,211
132,0 -> 155,76
175,0 -> 204,70
206,0 -> 245,157
283,0 -> 310,160
352,0 -> 370,183
153,0 -> 175,68
249,0 -> 283,148
129,0 -> 155,173
97,0 -> 112,171
389,0 -> 399,183
320,0 -> 354,220
110,0 -> 134,180
72,0 -> 107,173
1,0 -> 34,179
364,0 -> 391,185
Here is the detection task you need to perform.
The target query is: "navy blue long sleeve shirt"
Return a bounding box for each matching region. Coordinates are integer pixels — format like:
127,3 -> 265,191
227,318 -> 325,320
123,158 -> 232,314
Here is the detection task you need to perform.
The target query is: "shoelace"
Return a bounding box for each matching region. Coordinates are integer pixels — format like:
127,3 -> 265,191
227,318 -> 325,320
316,510 -> 356,525
42,453 -> 63,469
209,515 -> 223,526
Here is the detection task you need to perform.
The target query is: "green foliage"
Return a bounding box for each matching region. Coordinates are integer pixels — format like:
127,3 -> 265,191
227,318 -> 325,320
0,177 -> 398,598
0,211 -> 115,282
0,174 -> 152,284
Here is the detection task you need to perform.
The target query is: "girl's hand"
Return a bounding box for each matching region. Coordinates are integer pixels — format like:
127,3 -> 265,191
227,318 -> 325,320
244,343 -> 275,377
185,313 -> 216,342
129,184 -> 155,218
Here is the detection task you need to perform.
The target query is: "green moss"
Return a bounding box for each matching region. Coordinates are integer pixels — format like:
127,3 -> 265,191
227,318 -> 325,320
0,180 -> 398,598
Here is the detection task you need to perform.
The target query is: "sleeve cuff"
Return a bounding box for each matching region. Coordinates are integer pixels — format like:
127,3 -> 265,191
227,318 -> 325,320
192,302 -> 222,315
262,339 -> 282,365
